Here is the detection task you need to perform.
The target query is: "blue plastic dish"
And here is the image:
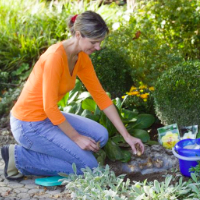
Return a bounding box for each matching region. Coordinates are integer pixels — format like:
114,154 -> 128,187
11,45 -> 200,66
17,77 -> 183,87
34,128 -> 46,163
35,176 -> 63,186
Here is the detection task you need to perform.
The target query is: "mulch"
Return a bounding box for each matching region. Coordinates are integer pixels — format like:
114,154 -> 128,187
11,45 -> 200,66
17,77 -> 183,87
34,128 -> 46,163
124,170 -> 191,185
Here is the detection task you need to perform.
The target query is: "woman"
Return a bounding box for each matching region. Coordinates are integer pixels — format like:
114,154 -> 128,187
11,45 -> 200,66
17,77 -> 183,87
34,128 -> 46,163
1,11 -> 144,180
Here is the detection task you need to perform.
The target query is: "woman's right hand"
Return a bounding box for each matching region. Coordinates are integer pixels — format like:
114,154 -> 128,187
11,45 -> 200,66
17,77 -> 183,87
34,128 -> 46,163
58,119 -> 99,152
74,134 -> 100,152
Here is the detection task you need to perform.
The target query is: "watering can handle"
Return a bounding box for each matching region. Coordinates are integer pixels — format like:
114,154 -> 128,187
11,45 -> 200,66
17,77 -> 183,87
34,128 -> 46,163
172,147 -> 200,161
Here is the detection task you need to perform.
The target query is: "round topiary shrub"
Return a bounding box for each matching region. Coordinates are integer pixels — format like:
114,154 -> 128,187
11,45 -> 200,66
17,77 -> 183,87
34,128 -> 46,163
90,48 -> 133,98
154,61 -> 200,127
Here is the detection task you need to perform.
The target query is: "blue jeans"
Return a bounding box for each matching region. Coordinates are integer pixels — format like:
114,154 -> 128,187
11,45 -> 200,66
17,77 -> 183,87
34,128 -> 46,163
10,112 -> 108,176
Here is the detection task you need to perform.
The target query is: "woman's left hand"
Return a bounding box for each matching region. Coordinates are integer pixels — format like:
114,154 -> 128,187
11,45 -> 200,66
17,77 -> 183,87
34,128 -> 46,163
103,105 -> 145,155
124,134 -> 144,155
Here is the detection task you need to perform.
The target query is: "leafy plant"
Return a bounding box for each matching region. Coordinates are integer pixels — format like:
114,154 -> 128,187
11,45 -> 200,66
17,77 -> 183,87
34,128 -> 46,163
90,47 -> 133,98
62,164 -> 130,199
186,173 -> 200,199
190,161 -> 200,177
58,79 -> 155,163
60,164 -> 199,200
0,86 -> 23,121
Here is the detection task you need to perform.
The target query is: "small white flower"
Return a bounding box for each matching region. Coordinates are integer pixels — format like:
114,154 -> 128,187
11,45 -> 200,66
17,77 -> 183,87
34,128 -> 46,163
104,189 -> 117,197
112,22 -> 120,31
116,11 -> 122,16
123,15 -> 130,22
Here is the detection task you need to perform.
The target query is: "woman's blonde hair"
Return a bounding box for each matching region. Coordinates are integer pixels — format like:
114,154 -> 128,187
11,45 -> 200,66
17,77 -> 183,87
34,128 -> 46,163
67,11 -> 109,39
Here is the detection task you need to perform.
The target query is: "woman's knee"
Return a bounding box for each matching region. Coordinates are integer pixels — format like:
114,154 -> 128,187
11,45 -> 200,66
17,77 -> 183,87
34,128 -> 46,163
77,151 -> 98,170
84,156 -> 98,169
98,126 -> 109,147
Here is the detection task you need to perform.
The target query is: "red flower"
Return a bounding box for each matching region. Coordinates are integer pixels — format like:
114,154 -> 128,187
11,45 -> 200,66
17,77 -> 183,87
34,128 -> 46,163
71,14 -> 78,23
133,31 -> 141,40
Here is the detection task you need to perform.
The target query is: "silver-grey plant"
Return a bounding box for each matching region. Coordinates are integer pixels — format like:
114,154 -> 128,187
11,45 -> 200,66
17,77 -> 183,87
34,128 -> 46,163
60,164 -> 200,200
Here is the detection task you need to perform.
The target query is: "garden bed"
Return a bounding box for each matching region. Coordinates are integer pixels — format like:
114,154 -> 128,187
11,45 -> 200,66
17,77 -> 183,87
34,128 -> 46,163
0,119 -> 182,183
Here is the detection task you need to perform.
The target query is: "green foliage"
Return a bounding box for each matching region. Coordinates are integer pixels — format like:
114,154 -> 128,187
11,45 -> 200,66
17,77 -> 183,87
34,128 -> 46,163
0,0 -> 122,96
103,0 -> 199,86
190,161 -> 200,177
133,0 -> 200,83
61,164 -> 200,199
139,0 -> 200,60
188,173 -> 200,199
133,114 -> 155,129
59,79 -> 155,163
0,86 -> 23,120
62,165 -> 129,199
0,0 -> 69,95
105,28 -> 183,86
1,0 -> 199,109
154,60 -> 200,126
90,48 -> 133,98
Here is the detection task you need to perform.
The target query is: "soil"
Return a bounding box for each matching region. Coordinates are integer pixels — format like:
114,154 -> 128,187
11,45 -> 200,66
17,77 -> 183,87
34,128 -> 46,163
148,120 -> 164,142
124,171 -> 190,185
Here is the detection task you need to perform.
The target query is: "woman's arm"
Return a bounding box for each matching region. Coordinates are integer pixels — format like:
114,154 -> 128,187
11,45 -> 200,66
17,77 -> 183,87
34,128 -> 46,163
103,104 -> 144,154
58,120 -> 99,152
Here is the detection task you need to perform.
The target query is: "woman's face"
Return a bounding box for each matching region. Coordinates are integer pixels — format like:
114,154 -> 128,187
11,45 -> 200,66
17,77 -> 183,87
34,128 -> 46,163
76,32 -> 104,55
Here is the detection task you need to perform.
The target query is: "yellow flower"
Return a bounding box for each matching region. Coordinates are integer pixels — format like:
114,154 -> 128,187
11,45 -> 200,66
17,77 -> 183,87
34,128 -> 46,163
143,99 -> 147,102
139,85 -> 147,89
130,86 -> 137,92
126,91 -> 139,96
149,87 -> 155,91
131,91 -> 139,95
140,93 -> 149,99
122,96 -> 126,99
161,131 -> 179,149
140,90 -> 144,93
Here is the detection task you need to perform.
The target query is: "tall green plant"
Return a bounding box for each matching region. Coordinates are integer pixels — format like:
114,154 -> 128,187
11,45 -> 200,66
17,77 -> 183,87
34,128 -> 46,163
0,0 -> 123,95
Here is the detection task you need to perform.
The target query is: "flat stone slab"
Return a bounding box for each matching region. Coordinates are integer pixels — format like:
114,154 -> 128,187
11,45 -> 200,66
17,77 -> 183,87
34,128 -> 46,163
107,144 -> 179,175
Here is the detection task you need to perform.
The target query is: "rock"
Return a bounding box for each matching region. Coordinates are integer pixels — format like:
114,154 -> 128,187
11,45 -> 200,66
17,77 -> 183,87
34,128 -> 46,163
17,192 -> 33,199
1,130 -> 10,136
106,144 -> 179,175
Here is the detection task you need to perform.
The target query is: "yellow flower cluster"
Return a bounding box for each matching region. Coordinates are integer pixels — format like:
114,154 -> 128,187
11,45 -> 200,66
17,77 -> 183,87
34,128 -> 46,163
122,84 -> 154,102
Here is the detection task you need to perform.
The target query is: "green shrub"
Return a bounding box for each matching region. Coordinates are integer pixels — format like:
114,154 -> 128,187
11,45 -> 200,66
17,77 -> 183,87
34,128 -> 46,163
90,48 -> 133,98
104,22 -> 183,87
104,0 -> 199,87
133,0 -> 200,60
154,60 -> 200,127
0,86 -> 23,119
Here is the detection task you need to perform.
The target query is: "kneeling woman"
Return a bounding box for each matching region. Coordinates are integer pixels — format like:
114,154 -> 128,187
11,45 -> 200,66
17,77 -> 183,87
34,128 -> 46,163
1,11 -> 144,180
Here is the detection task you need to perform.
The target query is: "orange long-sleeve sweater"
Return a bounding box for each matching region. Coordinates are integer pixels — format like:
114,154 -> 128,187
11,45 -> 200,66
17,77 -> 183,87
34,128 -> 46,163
11,42 -> 113,125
